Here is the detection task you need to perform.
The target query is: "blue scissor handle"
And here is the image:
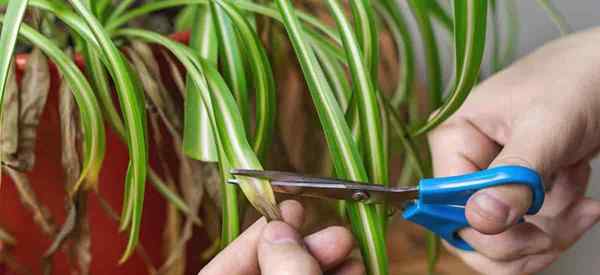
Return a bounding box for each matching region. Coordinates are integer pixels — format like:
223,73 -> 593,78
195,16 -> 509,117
402,165 -> 545,251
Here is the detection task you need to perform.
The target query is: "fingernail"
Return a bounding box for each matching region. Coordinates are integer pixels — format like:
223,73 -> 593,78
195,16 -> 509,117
262,221 -> 301,245
472,192 -> 510,224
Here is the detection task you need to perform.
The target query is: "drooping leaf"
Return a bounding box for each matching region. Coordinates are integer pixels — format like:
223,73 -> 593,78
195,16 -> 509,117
126,45 -> 179,134
51,76 -> 91,275
65,1 -> 149,261
348,0 -> 379,78
125,44 -> 198,221
375,1 -> 416,108
274,1 -> 387,274
115,28 -> 281,221
0,65 -> 18,158
0,0 -> 28,133
0,18 -> 107,202
5,48 -> 50,171
183,4 -> 218,162
210,2 -> 249,128
413,0 -> 488,136
42,74 -> 84,275
215,0 -> 276,160
161,49 -> 186,96
4,166 -> 55,235
407,0 -> 443,109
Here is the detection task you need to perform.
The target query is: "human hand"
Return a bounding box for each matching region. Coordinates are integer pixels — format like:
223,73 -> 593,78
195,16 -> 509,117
428,27 -> 600,274
198,200 -> 363,275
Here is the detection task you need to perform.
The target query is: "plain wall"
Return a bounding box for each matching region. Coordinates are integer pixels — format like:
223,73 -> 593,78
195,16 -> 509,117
508,1 -> 600,274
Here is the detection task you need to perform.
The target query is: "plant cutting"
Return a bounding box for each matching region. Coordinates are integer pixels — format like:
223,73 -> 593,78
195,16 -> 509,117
0,1 -> 573,274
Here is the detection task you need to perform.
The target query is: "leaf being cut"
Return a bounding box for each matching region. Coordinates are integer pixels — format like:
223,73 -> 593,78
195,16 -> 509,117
114,28 -> 280,221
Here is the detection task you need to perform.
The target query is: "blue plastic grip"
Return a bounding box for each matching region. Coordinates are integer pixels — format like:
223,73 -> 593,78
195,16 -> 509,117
402,166 -> 545,251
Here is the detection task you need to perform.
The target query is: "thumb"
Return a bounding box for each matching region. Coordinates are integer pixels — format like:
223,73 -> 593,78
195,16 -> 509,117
258,221 -> 322,275
463,99 -> 597,235
464,158 -> 533,234
465,113 -> 563,234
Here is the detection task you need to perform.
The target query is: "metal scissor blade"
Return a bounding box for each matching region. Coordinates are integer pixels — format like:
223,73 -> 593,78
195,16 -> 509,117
228,170 -> 419,208
231,169 -> 367,185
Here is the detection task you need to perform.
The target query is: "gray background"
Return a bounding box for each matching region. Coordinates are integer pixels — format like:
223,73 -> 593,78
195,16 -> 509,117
515,2 -> 600,274
400,0 -> 600,274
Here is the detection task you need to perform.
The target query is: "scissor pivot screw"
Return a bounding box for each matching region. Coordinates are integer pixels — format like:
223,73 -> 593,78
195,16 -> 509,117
352,191 -> 369,202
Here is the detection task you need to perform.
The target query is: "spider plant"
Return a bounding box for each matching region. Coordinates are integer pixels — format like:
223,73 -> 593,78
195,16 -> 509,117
0,0 -> 570,274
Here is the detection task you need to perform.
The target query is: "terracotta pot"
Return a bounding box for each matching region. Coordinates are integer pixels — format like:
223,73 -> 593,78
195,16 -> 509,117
0,32 -> 208,275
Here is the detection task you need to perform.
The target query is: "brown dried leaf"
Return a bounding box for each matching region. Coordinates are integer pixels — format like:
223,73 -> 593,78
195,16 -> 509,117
68,193 -> 91,275
58,75 -> 81,190
5,48 -> 50,171
127,43 -> 180,132
42,199 -> 76,275
0,226 -> 15,246
3,166 -> 54,235
162,200 -> 185,275
42,78 -> 91,275
160,50 -> 186,98
1,64 -> 19,157
146,113 -> 185,275
158,109 -> 210,275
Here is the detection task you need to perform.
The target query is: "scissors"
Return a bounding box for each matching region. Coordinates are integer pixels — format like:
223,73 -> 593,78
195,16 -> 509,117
229,165 -> 545,251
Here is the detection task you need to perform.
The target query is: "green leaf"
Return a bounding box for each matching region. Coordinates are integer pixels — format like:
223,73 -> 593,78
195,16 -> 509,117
325,0 -> 389,228
536,0 -> 571,36
429,1 -> 453,33
93,0 -> 112,20
66,0 -> 149,262
114,27 -> 281,221
413,0 -> 488,136
0,18 -> 106,201
210,2 -> 249,135
215,0 -> 276,160
375,0 -> 416,109
27,0 -> 98,45
407,0 -> 443,109
105,0 -> 135,25
82,43 -> 127,139
313,45 -> 351,111
348,0 -> 378,78
274,1 -> 387,274
175,6 -> 196,31
105,0 -> 340,45
183,4 -> 219,162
